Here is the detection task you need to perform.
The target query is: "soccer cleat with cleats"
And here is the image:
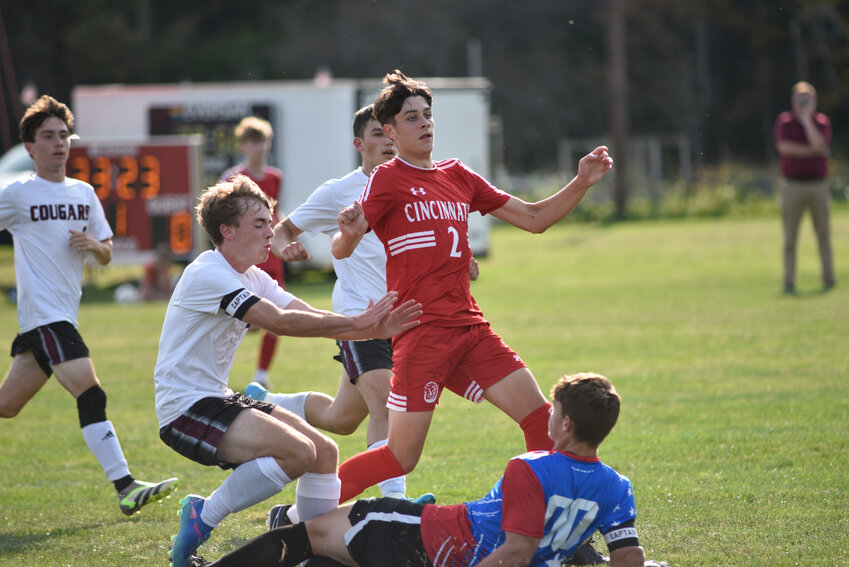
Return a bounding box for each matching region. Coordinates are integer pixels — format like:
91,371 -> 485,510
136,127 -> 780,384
410,492 -> 436,505
170,495 -> 214,567
267,503 -> 294,530
118,477 -> 178,516
244,381 -> 269,401
563,539 -> 609,565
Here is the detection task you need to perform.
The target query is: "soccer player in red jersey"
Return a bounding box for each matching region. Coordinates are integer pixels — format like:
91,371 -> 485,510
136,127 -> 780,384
332,70 -> 614,503
221,117 -> 286,387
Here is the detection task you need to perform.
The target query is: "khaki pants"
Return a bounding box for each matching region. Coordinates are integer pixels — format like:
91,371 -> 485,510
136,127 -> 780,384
780,176 -> 835,287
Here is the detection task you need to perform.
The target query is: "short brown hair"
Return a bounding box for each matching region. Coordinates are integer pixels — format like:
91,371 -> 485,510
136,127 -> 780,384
353,105 -> 376,139
551,372 -> 620,447
20,95 -> 74,143
196,175 -> 275,245
235,116 -> 273,143
373,70 -> 433,126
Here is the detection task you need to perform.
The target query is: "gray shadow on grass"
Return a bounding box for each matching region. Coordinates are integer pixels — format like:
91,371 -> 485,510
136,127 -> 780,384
0,523 -> 103,556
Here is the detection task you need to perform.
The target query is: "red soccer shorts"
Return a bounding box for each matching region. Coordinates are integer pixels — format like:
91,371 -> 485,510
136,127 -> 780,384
387,323 -> 526,412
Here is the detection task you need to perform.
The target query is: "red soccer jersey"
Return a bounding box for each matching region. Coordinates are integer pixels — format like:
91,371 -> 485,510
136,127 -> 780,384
220,163 -> 284,202
361,157 -> 510,327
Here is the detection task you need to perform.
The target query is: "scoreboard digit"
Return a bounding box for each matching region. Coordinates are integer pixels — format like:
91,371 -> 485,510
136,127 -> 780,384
66,138 -> 202,259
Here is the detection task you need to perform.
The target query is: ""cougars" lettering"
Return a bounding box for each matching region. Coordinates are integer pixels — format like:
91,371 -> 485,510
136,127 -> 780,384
29,204 -> 90,222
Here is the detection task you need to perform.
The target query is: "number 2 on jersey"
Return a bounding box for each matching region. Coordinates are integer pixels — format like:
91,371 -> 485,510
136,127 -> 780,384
447,226 -> 463,258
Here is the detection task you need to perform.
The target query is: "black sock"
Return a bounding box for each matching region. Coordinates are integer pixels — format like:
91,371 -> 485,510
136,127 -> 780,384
113,474 -> 134,493
209,523 -> 313,567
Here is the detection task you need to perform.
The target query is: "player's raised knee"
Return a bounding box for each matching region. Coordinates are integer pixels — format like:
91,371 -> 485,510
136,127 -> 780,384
310,432 -> 339,472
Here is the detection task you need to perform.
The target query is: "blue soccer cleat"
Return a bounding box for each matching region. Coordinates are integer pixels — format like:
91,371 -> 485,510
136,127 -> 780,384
244,381 -> 269,401
411,492 -> 436,505
170,495 -> 214,567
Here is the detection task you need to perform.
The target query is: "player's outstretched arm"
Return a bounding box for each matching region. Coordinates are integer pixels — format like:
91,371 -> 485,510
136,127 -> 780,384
241,292 -> 420,340
476,531 -> 540,567
271,218 -> 312,262
490,146 -> 613,234
332,200 -> 368,259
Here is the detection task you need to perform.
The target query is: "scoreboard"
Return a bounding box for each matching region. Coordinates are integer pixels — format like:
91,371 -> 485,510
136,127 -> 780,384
66,137 -> 204,260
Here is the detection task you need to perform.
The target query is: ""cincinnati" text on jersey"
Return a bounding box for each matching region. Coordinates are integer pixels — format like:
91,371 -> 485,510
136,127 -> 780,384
404,200 -> 470,223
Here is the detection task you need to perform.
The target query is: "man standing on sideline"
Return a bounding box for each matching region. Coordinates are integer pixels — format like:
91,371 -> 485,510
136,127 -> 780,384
221,116 -> 285,386
155,175 -> 421,567
774,81 -> 835,294
0,95 -> 178,517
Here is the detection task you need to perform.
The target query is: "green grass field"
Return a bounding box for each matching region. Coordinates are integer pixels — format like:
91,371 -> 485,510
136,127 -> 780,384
1,210 -> 847,566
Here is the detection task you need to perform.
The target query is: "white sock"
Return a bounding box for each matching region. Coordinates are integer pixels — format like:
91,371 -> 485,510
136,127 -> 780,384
295,472 -> 341,521
201,456 -> 292,527
81,421 -> 131,481
286,505 -> 300,524
254,369 -> 269,386
266,391 -> 311,420
370,439 -> 407,498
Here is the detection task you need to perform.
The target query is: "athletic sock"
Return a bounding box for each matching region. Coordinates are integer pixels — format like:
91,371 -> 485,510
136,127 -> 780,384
201,456 -> 292,527
253,368 -> 269,387
112,474 -> 134,493
520,402 -> 555,451
295,472 -> 341,521
81,420 -> 132,482
208,523 -> 313,567
258,332 -> 278,372
265,391 -> 311,420
370,440 -> 406,497
338,445 -> 405,503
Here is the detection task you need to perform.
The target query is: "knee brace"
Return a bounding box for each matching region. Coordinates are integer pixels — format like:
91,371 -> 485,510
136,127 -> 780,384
77,385 -> 107,427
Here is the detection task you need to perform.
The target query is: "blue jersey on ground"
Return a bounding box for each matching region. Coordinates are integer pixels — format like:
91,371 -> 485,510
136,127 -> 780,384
462,450 -> 637,566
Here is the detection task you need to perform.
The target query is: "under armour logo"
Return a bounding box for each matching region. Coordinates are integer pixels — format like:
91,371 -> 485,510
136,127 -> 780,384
410,187 -> 426,196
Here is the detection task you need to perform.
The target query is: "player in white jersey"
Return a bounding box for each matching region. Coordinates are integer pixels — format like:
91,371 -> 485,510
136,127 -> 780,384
182,373 -> 669,567
0,95 -> 178,517
156,175 -> 421,567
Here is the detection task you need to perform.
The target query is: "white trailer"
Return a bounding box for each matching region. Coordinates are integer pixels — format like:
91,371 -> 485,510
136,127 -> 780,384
72,78 -> 494,268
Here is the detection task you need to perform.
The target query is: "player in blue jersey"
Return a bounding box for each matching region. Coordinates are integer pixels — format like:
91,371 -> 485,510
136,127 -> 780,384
185,373 -> 667,567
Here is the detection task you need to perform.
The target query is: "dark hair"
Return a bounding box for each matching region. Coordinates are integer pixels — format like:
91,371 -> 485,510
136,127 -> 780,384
196,175 -> 275,245
20,95 -> 74,143
353,105 -> 376,138
551,372 -> 620,446
373,70 -> 433,126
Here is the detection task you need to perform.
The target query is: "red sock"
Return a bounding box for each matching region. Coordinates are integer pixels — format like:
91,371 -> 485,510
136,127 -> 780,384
520,403 -> 554,451
258,332 -> 278,371
338,445 -> 405,503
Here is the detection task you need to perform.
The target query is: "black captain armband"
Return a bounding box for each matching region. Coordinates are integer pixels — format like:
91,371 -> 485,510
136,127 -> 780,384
602,520 -> 640,552
221,288 -> 260,320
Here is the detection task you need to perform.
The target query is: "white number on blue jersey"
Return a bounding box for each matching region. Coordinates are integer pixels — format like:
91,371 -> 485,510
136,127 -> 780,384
540,496 -> 599,551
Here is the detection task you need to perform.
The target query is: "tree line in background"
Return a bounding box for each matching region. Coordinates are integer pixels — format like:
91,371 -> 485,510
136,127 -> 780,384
2,0 -> 847,175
